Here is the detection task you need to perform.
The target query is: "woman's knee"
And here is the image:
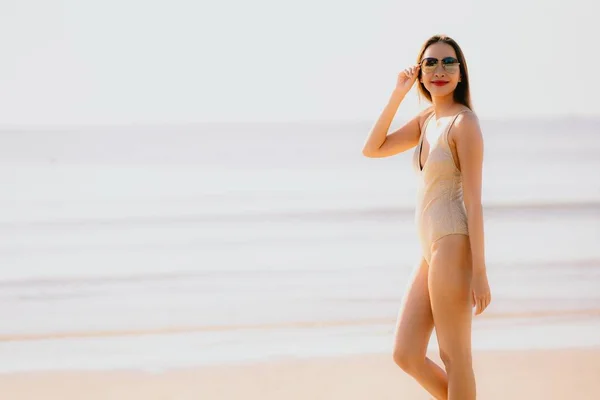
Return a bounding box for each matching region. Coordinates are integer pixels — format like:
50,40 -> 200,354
439,347 -> 473,372
392,344 -> 423,373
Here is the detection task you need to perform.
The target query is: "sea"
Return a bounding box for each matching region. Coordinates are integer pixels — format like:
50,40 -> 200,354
0,117 -> 598,373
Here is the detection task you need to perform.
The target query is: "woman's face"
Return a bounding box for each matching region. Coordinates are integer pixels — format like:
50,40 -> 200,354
420,42 -> 461,98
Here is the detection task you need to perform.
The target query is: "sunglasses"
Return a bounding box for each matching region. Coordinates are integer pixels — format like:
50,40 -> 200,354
420,57 -> 460,74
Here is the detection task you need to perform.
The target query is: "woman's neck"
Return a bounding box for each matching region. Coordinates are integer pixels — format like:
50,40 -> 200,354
431,94 -> 459,118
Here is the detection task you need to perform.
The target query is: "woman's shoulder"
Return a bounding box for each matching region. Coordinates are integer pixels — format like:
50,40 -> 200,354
454,108 -> 480,126
450,108 -> 482,144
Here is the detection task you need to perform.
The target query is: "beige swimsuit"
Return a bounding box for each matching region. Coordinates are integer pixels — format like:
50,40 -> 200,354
413,110 -> 470,264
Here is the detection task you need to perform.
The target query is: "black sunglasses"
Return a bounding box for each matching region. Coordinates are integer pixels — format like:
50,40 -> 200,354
420,57 -> 460,74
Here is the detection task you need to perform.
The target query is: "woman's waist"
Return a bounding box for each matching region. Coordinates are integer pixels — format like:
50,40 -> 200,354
415,195 -> 467,217
414,199 -> 469,238
416,187 -> 465,205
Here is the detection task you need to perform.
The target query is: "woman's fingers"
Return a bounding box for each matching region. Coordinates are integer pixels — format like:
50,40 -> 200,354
398,64 -> 421,86
474,293 -> 491,316
476,297 -> 483,315
473,293 -> 487,316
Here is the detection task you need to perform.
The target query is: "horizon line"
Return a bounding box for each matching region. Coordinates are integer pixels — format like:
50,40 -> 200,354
0,113 -> 598,130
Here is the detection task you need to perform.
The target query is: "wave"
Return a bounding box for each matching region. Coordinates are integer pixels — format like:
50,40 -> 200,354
2,308 -> 599,343
1,200 -> 599,230
0,257 -> 597,290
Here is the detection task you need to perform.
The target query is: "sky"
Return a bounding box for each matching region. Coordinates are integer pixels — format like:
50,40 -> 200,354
0,0 -> 597,126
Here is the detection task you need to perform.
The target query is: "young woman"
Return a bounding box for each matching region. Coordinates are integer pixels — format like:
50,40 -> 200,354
362,34 -> 492,400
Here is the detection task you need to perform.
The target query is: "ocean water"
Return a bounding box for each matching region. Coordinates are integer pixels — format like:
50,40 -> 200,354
0,118 -> 599,372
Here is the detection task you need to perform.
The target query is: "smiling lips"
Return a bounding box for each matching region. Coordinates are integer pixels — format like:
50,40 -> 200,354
431,80 -> 449,86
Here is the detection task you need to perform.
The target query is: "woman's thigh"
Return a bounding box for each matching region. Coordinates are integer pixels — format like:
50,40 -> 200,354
393,257 -> 435,357
428,234 -> 474,359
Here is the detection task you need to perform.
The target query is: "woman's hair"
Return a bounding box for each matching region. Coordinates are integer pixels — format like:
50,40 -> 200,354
417,34 -> 472,110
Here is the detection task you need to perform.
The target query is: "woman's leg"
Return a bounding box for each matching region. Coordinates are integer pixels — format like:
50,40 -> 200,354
429,234 -> 476,400
393,257 -> 449,400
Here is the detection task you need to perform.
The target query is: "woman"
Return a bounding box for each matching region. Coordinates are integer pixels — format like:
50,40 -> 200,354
362,34 -> 492,400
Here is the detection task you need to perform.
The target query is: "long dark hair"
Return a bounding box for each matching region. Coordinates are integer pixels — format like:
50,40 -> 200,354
417,35 -> 472,110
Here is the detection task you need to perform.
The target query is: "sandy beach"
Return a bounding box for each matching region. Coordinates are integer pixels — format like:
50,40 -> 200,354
1,349 -> 599,399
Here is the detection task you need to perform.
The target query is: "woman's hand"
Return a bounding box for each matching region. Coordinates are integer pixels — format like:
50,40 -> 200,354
395,64 -> 420,95
471,267 -> 491,316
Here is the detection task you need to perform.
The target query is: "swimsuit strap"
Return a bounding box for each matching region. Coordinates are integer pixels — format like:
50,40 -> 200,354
442,109 -> 471,148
